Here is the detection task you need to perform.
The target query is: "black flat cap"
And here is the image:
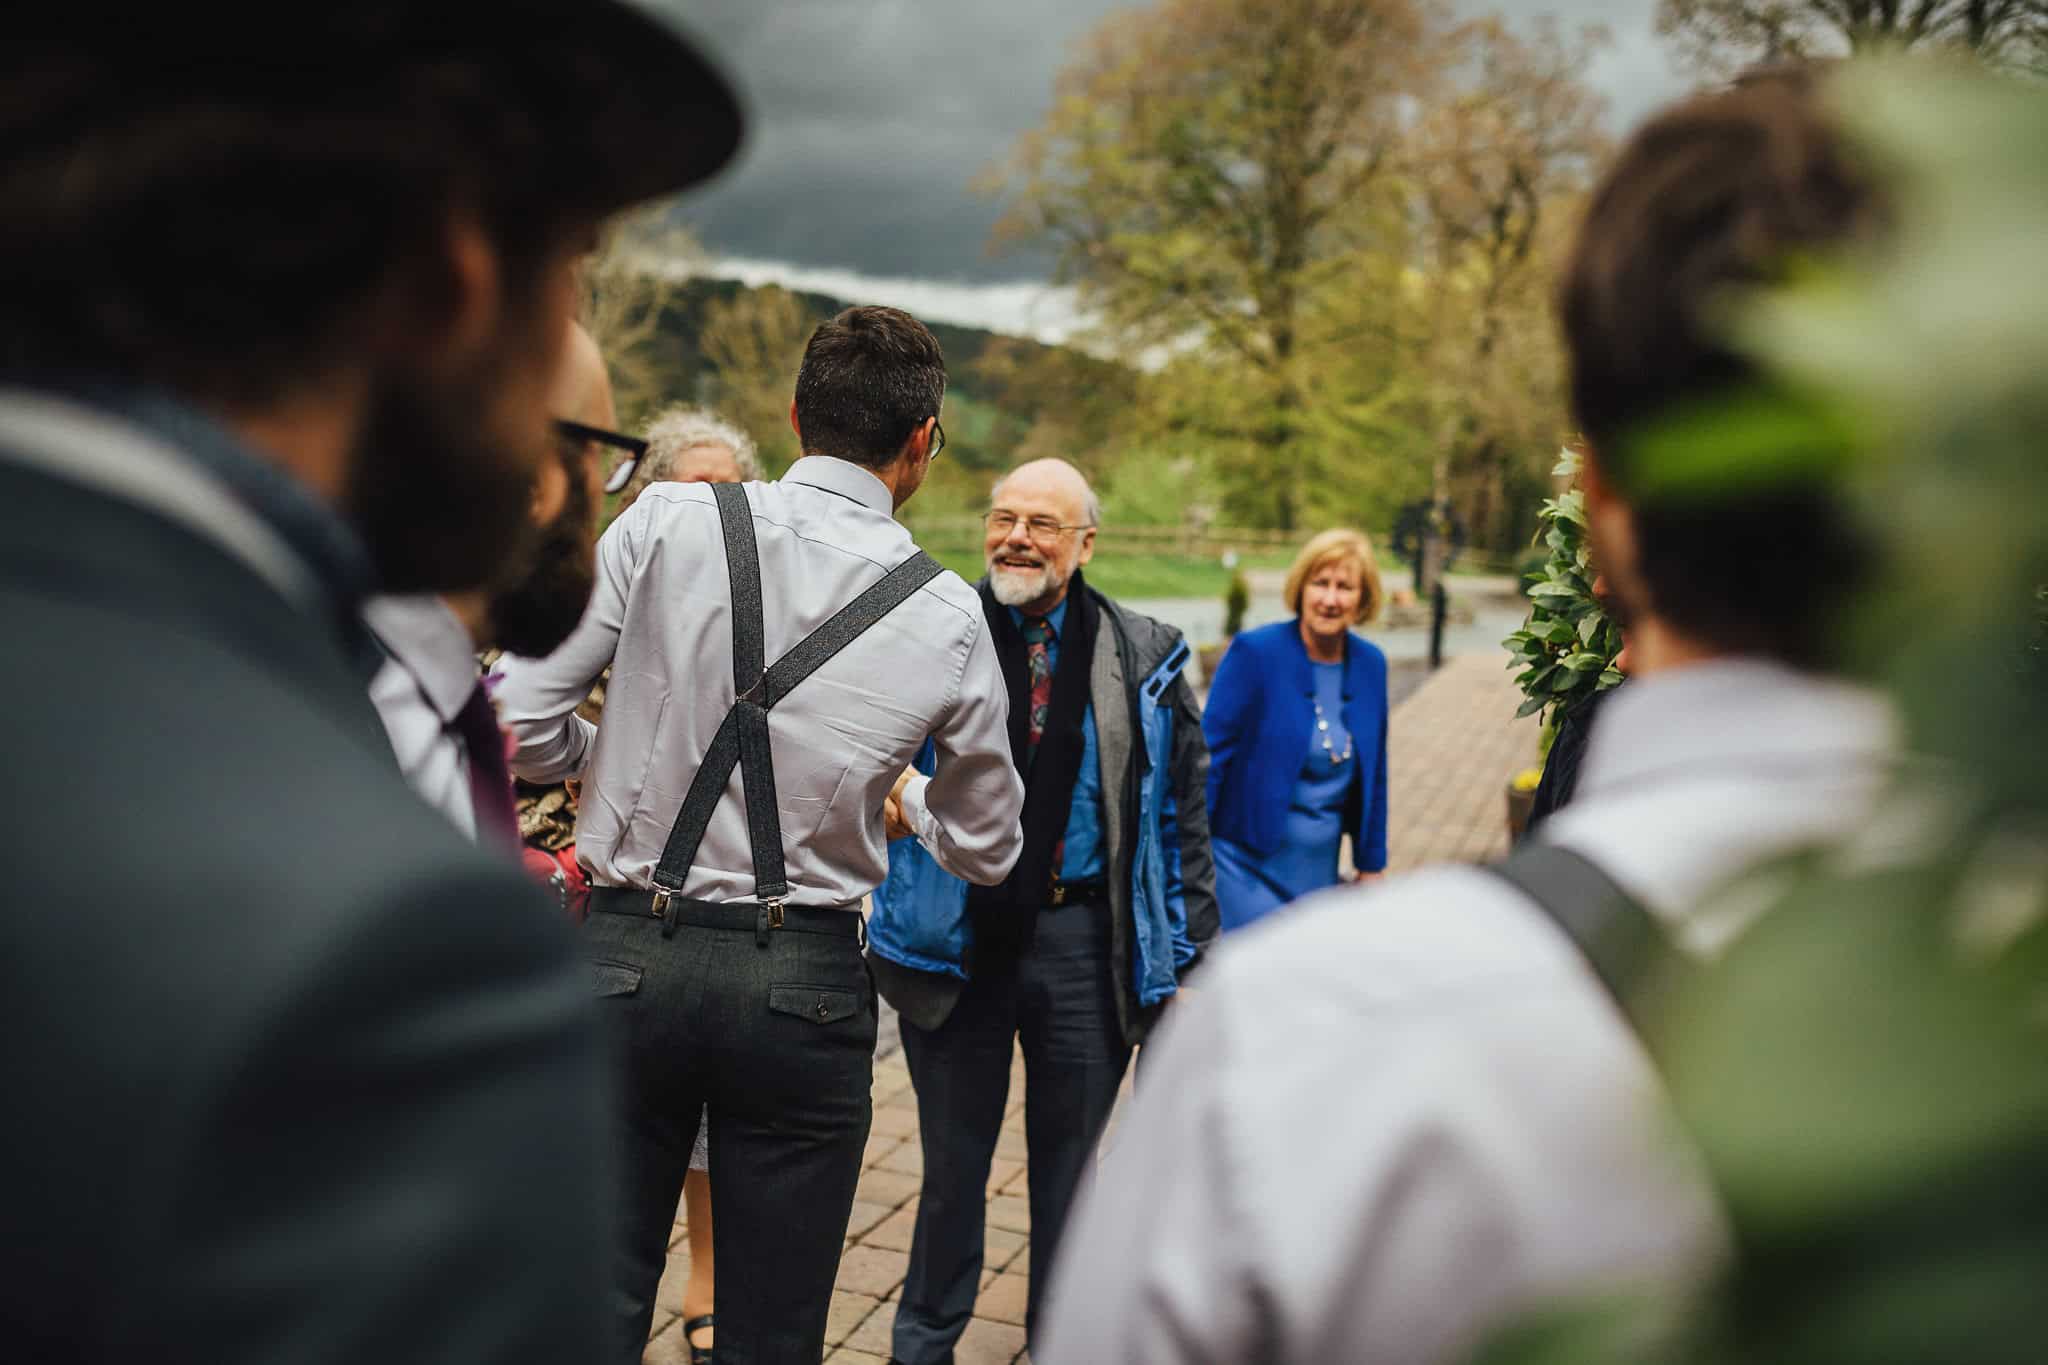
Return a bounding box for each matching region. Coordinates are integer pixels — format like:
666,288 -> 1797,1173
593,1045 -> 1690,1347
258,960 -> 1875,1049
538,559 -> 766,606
1,1 -> 746,211
527,0 -> 747,206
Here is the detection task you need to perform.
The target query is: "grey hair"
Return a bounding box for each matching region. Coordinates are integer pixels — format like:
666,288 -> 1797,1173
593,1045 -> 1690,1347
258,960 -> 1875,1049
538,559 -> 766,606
990,462 -> 1103,527
636,405 -> 761,487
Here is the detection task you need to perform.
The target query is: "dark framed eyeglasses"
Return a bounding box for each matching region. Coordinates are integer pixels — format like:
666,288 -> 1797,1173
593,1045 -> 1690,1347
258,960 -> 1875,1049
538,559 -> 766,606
555,418 -> 649,495
928,418 -> 946,462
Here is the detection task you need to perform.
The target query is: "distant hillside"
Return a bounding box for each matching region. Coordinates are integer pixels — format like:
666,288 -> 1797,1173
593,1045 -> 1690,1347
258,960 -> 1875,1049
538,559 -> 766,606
652,275 -> 1075,407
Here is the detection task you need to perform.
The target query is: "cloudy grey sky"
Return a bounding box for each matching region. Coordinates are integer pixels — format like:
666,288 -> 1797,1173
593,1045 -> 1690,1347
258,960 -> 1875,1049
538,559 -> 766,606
660,0 -> 1692,336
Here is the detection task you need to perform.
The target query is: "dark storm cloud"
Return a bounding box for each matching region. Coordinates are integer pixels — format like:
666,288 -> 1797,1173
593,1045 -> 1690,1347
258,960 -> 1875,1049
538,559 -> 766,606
661,0 -> 1135,283
658,0 -> 1688,286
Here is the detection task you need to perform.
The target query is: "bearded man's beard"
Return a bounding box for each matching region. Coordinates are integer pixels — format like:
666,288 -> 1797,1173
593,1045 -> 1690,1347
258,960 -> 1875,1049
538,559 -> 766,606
487,459 -> 597,658
345,366 -> 547,595
988,555 -> 1064,608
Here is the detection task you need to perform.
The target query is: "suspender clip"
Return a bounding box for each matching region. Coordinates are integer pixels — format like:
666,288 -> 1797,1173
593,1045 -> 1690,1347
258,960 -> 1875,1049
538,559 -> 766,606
754,896 -> 786,948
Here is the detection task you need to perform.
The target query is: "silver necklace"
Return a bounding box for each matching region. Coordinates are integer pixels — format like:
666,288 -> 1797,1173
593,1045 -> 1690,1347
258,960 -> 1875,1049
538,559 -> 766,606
1312,693 -> 1353,765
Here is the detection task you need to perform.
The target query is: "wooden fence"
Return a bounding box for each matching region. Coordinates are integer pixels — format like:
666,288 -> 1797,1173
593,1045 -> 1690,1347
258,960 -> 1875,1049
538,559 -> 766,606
905,517 -> 1526,575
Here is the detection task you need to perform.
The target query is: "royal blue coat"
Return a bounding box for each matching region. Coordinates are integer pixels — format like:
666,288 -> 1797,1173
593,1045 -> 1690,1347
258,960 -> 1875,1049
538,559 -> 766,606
1202,619 -> 1390,873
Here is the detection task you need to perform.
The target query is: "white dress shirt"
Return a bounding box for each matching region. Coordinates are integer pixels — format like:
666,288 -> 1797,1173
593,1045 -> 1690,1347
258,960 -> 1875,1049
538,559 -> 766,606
364,594 -> 486,840
494,456 -> 1024,907
1037,658 -> 1900,1365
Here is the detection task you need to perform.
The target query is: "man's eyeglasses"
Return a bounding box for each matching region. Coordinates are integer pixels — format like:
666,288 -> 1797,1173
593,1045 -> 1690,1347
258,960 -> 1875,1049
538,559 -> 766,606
555,418 -> 648,495
983,510 -> 1094,545
928,418 -> 946,462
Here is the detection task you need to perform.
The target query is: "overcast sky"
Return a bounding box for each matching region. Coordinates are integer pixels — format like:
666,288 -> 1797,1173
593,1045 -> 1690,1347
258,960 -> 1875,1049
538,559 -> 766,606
659,0 -> 1693,337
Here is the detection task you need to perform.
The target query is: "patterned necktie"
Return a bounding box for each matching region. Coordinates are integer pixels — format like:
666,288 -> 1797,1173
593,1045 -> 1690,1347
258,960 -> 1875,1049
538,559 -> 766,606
453,680 -> 520,849
1019,614 -> 1065,878
1019,615 -> 1055,756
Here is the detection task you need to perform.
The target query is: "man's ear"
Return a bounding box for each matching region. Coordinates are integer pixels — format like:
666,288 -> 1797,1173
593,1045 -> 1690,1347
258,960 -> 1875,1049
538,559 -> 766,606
788,399 -> 801,444
1076,528 -> 1097,567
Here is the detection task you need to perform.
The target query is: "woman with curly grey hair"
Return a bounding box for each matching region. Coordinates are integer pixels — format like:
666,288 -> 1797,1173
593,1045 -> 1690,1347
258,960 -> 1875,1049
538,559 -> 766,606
617,405 -> 760,510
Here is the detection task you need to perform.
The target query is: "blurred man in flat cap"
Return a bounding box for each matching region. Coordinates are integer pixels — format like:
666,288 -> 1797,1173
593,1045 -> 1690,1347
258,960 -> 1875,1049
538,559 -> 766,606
0,5 -> 741,1361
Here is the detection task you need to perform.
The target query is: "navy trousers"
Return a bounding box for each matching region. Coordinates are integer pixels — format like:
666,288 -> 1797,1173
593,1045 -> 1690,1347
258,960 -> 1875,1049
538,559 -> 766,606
891,900 -> 1132,1364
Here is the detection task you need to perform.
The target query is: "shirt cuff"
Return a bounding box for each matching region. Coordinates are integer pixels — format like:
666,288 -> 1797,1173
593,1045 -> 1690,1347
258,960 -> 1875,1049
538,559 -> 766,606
900,774 -> 942,854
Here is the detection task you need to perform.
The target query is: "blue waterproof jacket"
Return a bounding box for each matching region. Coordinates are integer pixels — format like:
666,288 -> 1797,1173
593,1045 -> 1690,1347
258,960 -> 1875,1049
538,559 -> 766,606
869,591 -> 1218,1044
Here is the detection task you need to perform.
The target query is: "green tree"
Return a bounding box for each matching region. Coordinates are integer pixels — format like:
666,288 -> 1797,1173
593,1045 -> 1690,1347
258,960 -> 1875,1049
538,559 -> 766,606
696,283 -> 813,476
989,0 -> 1442,531
1400,16 -> 1610,590
579,204 -> 700,431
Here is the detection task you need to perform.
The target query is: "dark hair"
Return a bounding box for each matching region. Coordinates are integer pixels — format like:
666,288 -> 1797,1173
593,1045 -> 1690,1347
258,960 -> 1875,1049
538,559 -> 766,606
0,13 -> 632,405
792,307 -> 947,468
1560,65 -> 1882,668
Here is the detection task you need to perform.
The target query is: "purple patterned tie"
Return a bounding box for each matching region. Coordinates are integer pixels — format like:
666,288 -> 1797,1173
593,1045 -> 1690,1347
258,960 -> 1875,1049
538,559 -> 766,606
1020,615 -> 1054,754
454,681 -> 520,849
1020,615 -> 1064,873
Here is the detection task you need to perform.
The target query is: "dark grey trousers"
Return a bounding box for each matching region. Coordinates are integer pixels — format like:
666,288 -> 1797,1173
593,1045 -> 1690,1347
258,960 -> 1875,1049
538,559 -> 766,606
584,907 -> 877,1365
891,900 -> 1132,1364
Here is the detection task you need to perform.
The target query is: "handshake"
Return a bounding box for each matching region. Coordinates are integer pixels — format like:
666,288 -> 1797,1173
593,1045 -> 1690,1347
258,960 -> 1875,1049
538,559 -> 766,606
882,767 -> 918,842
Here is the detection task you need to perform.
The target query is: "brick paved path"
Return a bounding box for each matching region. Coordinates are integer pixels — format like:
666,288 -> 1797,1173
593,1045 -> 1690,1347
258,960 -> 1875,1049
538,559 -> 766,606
644,648 -> 1538,1363
1382,650 -> 1540,871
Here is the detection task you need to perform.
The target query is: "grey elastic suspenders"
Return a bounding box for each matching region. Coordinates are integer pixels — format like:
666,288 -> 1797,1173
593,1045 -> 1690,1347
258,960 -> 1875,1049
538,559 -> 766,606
1487,842 -> 1667,1034
651,481 -> 943,925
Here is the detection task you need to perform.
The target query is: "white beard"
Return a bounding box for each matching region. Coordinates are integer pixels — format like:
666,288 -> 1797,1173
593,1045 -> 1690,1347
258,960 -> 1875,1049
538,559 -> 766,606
988,559 -> 1062,607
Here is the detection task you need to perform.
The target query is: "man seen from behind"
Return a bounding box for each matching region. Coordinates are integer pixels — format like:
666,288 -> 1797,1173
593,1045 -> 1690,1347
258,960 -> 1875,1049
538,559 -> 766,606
496,305 -> 1026,1364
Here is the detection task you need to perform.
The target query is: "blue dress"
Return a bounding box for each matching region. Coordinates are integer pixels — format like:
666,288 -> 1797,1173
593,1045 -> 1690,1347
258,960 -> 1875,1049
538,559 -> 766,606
1213,661 -> 1355,932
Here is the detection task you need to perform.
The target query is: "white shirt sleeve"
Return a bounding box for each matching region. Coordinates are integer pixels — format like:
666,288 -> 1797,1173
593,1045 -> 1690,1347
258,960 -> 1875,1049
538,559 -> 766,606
899,611 -> 1024,886
494,504 -> 636,784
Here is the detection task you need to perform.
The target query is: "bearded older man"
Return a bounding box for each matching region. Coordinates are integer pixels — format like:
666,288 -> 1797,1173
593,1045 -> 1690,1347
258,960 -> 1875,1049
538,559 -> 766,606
870,457 -> 1219,1364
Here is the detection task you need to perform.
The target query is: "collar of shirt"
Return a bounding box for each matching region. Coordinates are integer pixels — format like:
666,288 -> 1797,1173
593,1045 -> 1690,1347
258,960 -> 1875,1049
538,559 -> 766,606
1009,598 -> 1068,635
0,377 -> 382,681
1577,657 -> 1897,802
363,594 -> 481,724
32,380 -> 376,613
782,455 -> 894,515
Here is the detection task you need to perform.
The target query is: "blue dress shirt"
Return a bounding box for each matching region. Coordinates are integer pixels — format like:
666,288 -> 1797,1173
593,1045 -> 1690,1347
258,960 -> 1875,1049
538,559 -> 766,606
1013,598 -> 1105,882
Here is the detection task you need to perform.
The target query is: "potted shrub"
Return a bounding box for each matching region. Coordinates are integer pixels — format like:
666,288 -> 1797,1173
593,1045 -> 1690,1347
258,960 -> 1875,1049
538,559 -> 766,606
1501,446 -> 1623,836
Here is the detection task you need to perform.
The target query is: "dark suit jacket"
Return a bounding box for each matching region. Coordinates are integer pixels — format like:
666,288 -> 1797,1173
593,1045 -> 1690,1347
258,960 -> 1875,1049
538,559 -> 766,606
0,404 -> 610,1363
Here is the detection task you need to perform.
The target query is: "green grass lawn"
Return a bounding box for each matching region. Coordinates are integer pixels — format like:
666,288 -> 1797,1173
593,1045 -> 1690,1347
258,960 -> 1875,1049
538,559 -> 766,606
924,547 -> 1295,599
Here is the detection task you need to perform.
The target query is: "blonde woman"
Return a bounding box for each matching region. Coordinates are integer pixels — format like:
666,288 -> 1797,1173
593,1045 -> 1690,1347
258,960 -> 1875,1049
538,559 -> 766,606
1202,529 -> 1391,930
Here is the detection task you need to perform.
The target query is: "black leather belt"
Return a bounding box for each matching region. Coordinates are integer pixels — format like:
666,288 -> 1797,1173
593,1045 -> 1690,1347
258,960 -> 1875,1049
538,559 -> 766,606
1047,878 -> 1108,908
587,886 -> 862,943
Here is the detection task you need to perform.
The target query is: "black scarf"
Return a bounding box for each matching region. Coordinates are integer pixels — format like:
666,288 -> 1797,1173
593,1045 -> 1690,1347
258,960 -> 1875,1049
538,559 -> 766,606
966,572 -> 1099,973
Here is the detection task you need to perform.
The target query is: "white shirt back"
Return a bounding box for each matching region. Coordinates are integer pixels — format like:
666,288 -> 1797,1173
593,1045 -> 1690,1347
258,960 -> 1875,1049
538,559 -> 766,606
495,457 -> 1023,907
